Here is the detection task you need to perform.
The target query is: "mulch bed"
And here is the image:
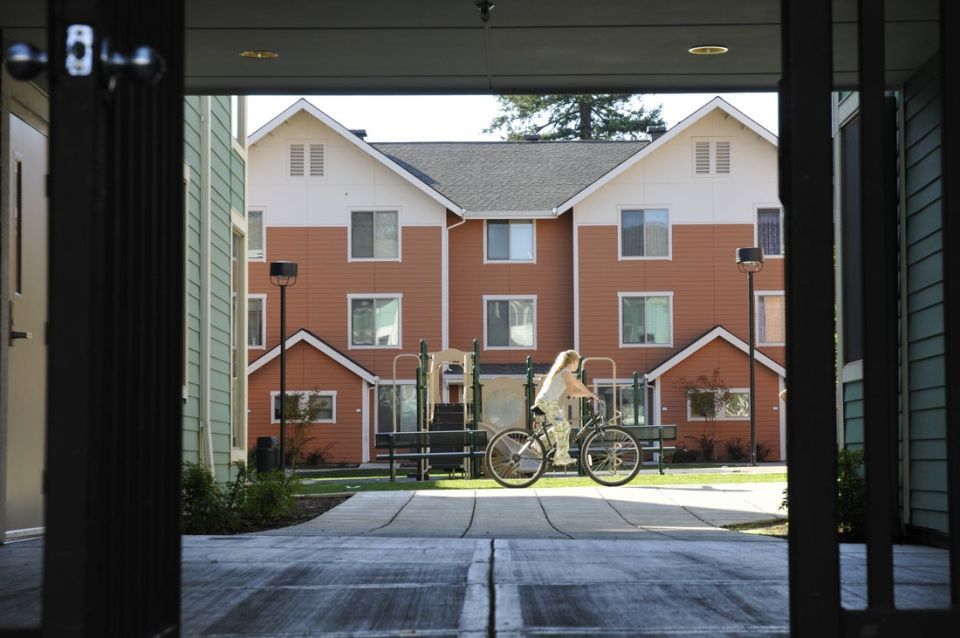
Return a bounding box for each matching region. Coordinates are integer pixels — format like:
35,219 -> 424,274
232,495 -> 352,534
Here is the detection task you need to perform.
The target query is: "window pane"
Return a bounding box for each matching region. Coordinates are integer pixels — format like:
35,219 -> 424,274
351,299 -> 375,345
508,300 -> 534,347
351,211 -> 374,258
248,211 -> 264,259
759,295 -> 785,344
374,211 -> 398,258
247,298 -> 263,347
724,392 -> 750,418
308,394 -> 334,421
758,209 -> 782,256
689,390 -> 717,419
374,298 -> 400,346
509,221 -> 534,260
643,209 -> 669,257
378,385 -> 417,433
622,297 -> 645,343
621,210 -> 644,256
487,300 -> 510,346
487,221 -> 509,260
645,296 -> 671,344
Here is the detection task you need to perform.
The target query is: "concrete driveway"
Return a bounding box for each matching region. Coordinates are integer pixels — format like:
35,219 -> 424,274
262,482 -> 787,540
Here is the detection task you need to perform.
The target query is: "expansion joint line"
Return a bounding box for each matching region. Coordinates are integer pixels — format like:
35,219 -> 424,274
460,490 -> 479,538
533,490 -> 574,539
364,491 -> 417,535
655,487 -> 716,528
487,539 -> 496,638
593,487 -> 675,539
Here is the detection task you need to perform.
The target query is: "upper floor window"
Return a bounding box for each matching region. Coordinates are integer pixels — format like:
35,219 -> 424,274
486,220 -> 535,262
289,142 -> 324,178
620,209 -> 669,259
757,208 -> 784,257
248,210 -> 264,260
620,293 -> 672,347
757,292 -> 785,345
693,139 -> 731,176
351,210 -> 399,260
485,296 -> 536,349
248,295 -> 265,348
350,295 -> 401,348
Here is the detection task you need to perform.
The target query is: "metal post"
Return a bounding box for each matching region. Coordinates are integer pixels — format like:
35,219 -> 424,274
472,338 -> 481,426
632,371 -> 640,426
641,374 -> 648,425
279,283 -> 287,470
748,270 -> 757,466
525,356 -> 534,431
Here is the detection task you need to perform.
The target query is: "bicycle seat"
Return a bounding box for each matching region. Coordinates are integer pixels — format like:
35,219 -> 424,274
530,405 -> 545,416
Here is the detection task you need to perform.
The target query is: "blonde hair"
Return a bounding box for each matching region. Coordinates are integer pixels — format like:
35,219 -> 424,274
543,350 -> 580,386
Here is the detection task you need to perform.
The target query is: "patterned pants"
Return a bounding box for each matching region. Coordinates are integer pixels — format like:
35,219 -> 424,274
536,400 -> 576,465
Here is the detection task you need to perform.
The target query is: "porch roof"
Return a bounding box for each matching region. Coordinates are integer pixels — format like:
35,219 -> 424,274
246,328 -> 379,384
645,325 -> 786,382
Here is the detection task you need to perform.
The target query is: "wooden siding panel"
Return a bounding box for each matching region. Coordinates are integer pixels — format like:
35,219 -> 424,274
844,380 -> 865,450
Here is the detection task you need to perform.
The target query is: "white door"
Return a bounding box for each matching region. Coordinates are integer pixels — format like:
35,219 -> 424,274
4,114 -> 48,538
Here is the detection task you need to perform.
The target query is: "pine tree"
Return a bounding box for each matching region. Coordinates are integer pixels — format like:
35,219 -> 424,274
485,94 -> 665,141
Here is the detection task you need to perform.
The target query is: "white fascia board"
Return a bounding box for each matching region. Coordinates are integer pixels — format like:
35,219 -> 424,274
553,96 -> 780,213
464,210 -> 558,219
247,328 -> 379,384
247,98 -> 465,216
645,326 -> 786,381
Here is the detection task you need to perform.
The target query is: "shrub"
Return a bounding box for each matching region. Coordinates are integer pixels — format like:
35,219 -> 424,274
304,449 -> 325,466
182,463 -> 237,534
756,441 -> 772,462
778,447 -> 866,540
241,470 -> 300,525
724,437 -> 746,462
181,462 -> 300,533
687,433 -> 716,462
671,444 -> 700,463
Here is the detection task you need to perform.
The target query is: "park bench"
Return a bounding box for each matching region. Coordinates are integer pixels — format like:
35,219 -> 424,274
623,424 -> 677,474
375,429 -> 489,481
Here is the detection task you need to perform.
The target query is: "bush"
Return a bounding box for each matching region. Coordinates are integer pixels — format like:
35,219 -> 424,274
182,463 -> 237,534
181,462 -> 300,533
687,433 -> 717,462
778,447 -> 865,540
724,437 -> 746,462
671,444 -> 700,463
756,441 -> 772,462
242,470 -> 299,525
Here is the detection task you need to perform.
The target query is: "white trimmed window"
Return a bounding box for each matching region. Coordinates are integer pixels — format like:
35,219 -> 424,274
687,389 -> 750,421
620,208 -> 669,258
620,293 -> 672,347
289,142 -> 324,178
248,210 -> 264,260
757,207 -> 784,257
485,296 -> 536,349
349,295 -> 401,348
693,139 -> 732,176
486,219 -> 535,262
248,295 -> 266,348
271,391 -> 336,423
757,292 -> 785,345
377,383 -> 418,433
351,210 -> 399,260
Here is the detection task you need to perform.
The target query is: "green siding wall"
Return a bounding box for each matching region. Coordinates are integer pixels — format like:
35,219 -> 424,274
843,380 -> 864,452
904,55 -> 947,534
182,96 -> 245,482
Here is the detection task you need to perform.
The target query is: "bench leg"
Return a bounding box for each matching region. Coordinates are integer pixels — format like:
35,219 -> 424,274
389,445 -> 396,482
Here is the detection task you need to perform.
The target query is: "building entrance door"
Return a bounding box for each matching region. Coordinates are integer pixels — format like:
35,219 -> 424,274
3,113 -> 47,541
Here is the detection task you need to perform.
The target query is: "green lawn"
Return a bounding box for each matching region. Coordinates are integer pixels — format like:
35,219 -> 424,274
295,471 -> 787,495
293,468 -> 391,480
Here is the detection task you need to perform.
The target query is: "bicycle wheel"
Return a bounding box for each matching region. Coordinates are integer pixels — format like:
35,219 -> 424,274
581,426 -> 642,487
485,428 -> 547,488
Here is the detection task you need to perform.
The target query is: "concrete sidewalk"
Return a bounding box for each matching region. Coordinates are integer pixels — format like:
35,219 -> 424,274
264,482 -> 787,539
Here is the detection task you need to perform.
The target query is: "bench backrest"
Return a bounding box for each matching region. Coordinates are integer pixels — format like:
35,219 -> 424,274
623,425 -> 678,440
375,429 -> 489,449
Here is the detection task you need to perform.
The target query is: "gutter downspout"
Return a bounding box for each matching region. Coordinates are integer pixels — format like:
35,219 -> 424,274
199,97 -> 215,473
443,215 -> 468,350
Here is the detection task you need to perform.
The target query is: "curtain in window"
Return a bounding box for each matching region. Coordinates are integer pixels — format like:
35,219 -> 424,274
621,210 -> 645,256
248,211 -> 264,258
508,300 -> 534,347
351,299 -> 375,345
247,298 -> 263,346
375,298 -> 400,345
758,208 -> 781,256
643,209 -> 669,257
622,297 -> 645,343
759,295 -> 785,343
645,297 -> 671,344
373,211 -> 398,258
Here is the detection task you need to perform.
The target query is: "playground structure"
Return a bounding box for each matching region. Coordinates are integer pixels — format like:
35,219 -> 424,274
386,340 -> 671,479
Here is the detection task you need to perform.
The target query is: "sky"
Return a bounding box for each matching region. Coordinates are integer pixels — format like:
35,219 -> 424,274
246,93 -> 778,143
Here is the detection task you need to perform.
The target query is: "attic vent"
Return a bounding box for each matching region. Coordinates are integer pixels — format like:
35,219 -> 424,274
695,141 -> 711,174
289,143 -> 305,177
715,141 -> 731,174
309,143 -> 325,177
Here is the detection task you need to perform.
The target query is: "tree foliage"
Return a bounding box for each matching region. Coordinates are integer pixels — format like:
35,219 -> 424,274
485,94 -> 665,141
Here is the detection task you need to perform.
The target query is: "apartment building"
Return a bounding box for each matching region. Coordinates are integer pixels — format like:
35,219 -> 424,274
245,97 -> 785,464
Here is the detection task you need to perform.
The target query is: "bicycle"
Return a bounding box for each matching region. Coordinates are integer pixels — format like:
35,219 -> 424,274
484,400 -> 642,488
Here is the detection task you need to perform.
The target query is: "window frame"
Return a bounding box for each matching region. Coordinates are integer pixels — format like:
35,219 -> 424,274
348,208 -> 402,262
687,388 -> 751,421
270,390 -> 337,424
247,293 -> 267,350
754,205 -> 785,259
483,295 -> 538,351
347,293 -> 403,350
618,292 -> 674,348
247,207 -> 266,262
483,219 -> 537,264
617,206 -> 672,261
755,290 -> 786,346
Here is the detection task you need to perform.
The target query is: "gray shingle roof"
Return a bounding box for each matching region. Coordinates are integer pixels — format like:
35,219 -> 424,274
372,140 -> 649,213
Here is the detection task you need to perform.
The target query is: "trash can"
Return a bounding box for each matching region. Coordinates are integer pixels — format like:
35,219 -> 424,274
256,436 -> 280,473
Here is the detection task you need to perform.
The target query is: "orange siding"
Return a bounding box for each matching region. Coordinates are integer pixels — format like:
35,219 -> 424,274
449,216 -> 574,365
577,223 -> 785,373
247,341 -> 366,463
658,339 -> 782,461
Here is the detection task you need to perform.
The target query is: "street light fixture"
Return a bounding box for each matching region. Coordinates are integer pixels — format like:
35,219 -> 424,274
270,260 -> 298,470
736,247 -> 765,466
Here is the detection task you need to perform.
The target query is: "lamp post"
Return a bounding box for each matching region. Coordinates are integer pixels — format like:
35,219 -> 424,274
736,247 -> 765,466
270,261 -> 298,471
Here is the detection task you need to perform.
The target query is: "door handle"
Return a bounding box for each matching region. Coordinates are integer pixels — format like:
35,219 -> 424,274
10,330 -> 32,345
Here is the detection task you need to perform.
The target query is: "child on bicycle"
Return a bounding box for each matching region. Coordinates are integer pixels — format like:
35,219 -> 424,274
534,350 -> 598,465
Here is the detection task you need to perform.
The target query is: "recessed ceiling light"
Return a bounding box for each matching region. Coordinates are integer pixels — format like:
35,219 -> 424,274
239,50 -> 279,59
688,45 -> 728,56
